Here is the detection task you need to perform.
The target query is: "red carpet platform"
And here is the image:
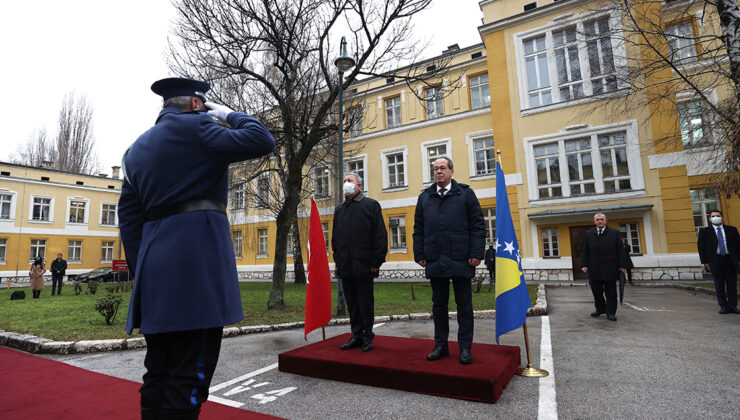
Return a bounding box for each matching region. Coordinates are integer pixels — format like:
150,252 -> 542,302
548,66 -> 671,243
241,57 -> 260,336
0,346 -> 281,420
278,334 -> 520,403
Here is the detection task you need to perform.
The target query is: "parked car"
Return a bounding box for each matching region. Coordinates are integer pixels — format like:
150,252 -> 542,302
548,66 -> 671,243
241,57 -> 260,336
74,267 -> 131,283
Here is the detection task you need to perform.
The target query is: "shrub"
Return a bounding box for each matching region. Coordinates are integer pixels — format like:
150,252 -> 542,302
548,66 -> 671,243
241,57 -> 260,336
86,280 -> 99,295
471,274 -> 487,294
105,284 -> 117,294
73,281 -> 83,296
94,294 -> 123,325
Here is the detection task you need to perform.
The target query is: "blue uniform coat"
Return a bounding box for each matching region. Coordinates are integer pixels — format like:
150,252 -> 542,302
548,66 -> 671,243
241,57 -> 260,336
119,108 -> 274,335
413,179 -> 486,279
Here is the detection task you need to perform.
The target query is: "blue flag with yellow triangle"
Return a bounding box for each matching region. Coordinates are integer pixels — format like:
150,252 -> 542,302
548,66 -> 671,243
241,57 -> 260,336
495,162 -> 531,343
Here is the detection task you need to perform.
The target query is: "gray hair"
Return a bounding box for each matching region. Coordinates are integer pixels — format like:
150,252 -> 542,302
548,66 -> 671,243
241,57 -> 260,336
163,96 -> 193,109
345,172 -> 363,185
434,156 -> 453,170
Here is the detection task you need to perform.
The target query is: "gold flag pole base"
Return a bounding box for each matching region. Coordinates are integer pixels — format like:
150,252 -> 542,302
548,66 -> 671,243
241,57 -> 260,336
515,322 -> 549,377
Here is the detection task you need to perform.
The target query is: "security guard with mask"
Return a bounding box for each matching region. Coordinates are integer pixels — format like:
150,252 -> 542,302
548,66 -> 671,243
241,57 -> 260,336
118,77 -> 274,419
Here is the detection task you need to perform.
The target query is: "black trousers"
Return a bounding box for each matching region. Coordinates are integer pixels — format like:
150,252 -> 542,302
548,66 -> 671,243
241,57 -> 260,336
486,264 -> 494,281
342,277 -> 375,341
141,327 -> 223,419
711,254 -> 739,310
430,277 -> 474,350
52,274 -> 63,295
590,279 -> 617,316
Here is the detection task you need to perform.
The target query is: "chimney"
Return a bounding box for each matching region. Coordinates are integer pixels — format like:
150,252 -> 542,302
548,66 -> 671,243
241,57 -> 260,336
112,166 -> 121,179
41,160 -> 54,169
446,43 -> 460,53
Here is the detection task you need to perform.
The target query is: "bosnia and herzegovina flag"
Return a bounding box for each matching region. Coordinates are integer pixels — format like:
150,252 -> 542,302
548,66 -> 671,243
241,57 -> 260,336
495,162 -> 531,344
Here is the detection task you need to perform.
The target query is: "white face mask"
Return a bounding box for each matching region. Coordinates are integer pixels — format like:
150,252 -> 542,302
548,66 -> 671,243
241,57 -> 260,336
711,216 -> 723,225
343,182 -> 356,196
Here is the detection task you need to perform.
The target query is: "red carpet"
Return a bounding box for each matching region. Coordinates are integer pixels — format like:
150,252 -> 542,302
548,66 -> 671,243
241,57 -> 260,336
278,334 -> 520,403
0,346 -> 281,420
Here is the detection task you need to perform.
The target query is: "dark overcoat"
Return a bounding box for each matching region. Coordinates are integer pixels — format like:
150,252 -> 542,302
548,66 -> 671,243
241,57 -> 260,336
119,107 -> 274,335
484,247 -> 495,268
331,192 -> 388,279
697,224 -> 740,271
581,226 -> 628,282
412,179 -> 486,279
51,258 -> 67,276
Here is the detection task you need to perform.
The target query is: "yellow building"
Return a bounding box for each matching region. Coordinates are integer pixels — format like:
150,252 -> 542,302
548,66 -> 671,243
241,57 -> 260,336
229,0 -> 737,281
0,162 -> 124,281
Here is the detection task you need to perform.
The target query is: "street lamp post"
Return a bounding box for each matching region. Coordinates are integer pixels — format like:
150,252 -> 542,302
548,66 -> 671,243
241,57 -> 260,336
334,36 -> 356,316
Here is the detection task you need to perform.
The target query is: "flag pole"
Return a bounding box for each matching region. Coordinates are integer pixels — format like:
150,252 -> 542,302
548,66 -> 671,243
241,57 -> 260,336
497,149 -> 548,378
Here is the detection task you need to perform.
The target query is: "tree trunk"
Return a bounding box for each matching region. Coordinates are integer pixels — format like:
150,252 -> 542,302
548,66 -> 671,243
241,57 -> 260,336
292,216 -> 306,284
717,0 -> 740,101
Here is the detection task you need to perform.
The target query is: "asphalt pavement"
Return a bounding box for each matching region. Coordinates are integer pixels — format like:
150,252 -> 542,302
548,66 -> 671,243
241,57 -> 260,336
41,285 -> 739,419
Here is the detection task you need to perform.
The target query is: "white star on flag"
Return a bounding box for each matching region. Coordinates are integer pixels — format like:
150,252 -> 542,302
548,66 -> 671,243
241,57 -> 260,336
504,241 -> 515,255
495,239 -> 501,251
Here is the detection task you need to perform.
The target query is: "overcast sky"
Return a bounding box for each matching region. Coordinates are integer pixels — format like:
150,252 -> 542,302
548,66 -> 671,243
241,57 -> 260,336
0,0 -> 483,174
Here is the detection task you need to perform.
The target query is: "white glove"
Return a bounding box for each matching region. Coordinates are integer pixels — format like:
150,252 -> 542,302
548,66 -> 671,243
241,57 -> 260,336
205,102 -> 234,122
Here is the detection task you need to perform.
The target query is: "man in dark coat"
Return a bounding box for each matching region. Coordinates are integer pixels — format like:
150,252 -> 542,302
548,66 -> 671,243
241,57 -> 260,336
332,172 -> 388,352
484,243 -> 495,281
581,213 -> 628,321
50,253 -> 67,296
697,210 -> 740,314
118,77 -> 274,419
413,157 -> 486,364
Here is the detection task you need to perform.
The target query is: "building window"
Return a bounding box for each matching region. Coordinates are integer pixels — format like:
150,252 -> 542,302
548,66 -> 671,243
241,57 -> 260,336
101,241 -> 114,262
321,222 -> 330,253
666,21 -> 697,63
232,231 -> 242,259
483,208 -> 496,245
346,157 -> 367,192
565,138 -> 595,196
619,223 -> 641,255
542,228 -> 560,257
257,229 -> 268,256
348,107 -> 363,137
469,74 -> 490,109
286,228 -> 294,257
386,152 -> 406,188
425,86 -> 444,119
425,143 -> 448,183
690,188 -> 719,233
553,26 -> 584,101
523,35 -> 552,107
32,197 -> 51,221
30,239 -> 46,261
598,132 -> 631,192
313,167 -> 331,198
0,194 -> 11,219
0,238 -> 7,263
255,176 -> 270,208
67,240 -> 82,263
69,200 -> 86,223
230,183 -> 245,210
534,142 -> 562,198
585,17 -> 617,95
474,136 -> 495,176
678,100 -> 710,149
389,217 -> 406,250
101,203 -> 117,225
385,97 -> 401,128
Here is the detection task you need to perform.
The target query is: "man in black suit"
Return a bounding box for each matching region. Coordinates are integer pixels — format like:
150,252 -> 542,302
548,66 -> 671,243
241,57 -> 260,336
484,243 -> 495,282
697,210 -> 740,314
332,172 -> 388,352
581,213 -> 628,321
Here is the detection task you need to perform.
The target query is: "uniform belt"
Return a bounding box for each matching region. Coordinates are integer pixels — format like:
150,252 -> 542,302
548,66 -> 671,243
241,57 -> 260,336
146,199 -> 226,221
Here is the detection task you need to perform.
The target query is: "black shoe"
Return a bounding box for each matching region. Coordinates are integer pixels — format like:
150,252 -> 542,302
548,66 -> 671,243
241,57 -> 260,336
340,337 -> 362,350
361,339 -> 373,352
459,348 -> 472,365
427,346 -> 449,361
719,308 -> 729,314
607,314 -> 617,321
591,311 -> 603,317
729,307 -> 740,314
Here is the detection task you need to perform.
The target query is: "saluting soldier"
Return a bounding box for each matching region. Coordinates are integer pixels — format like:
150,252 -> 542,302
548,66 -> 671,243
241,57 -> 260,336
118,77 -> 274,420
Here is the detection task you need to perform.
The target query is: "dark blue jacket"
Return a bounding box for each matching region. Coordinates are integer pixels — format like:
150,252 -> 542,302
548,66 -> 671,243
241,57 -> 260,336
118,107 -> 274,335
332,192 -> 388,279
413,179 -> 486,279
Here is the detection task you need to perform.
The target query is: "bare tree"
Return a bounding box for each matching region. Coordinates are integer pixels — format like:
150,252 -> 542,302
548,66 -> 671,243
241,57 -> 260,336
11,93 -> 102,174
168,0 -> 445,310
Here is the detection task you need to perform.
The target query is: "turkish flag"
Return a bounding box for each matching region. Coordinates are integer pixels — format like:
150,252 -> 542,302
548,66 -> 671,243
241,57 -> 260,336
304,197 -> 332,339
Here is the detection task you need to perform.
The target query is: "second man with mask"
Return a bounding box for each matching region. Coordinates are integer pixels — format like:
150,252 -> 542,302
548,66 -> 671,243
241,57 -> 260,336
332,173 -> 388,352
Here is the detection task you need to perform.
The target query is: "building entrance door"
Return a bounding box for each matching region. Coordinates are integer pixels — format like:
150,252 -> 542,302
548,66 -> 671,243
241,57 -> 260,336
570,226 -> 591,279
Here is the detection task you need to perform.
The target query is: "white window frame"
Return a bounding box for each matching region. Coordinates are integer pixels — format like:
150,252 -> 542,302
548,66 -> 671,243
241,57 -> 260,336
0,189 -> 17,221
321,222 -> 330,255
421,138 -> 452,184
0,238 -> 7,264
257,228 -> 268,258
690,188 -> 720,233
29,239 -> 46,262
312,166 -> 332,200
66,197 -> 90,225
541,227 -> 560,258
384,96 -> 402,129
425,86 -> 444,120
348,106 -> 363,138
232,231 -> 243,259
514,6 -> 626,111
466,130 -> 496,179
483,207 -> 496,245
524,120 -> 644,205
666,21 -> 698,64
230,182 -> 245,210
345,154 -> 368,193
380,147 -> 409,191
389,216 -> 407,252
29,195 -> 54,223
286,227 -> 294,257
67,240 -> 82,263
101,241 -> 114,263
619,223 -> 642,255
254,175 -> 271,208
100,202 -> 118,226
469,73 -> 491,110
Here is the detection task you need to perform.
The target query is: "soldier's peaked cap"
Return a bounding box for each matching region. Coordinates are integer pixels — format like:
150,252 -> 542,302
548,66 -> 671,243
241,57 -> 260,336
151,77 -> 210,101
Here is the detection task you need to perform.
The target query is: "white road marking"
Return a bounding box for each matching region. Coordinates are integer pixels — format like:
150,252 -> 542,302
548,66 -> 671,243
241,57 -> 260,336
208,395 -> 244,408
624,303 -> 672,312
373,323 -> 386,328
209,363 -> 279,393
538,316 -> 558,420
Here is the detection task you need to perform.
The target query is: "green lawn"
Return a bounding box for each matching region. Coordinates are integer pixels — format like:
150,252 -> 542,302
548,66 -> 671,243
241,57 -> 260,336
0,282 -> 537,342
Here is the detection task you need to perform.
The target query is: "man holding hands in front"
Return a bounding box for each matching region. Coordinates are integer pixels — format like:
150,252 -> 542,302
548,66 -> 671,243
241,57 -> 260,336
697,210 -> 740,314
